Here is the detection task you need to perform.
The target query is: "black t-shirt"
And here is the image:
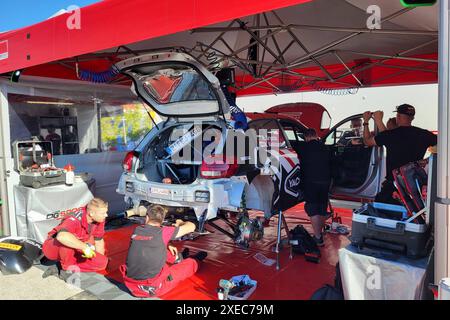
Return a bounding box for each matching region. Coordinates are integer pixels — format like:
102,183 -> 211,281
45,133 -> 62,155
296,140 -> 332,184
374,126 -> 437,181
125,225 -> 179,280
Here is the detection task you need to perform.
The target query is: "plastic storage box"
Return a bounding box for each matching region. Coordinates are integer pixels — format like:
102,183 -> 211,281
351,202 -> 431,258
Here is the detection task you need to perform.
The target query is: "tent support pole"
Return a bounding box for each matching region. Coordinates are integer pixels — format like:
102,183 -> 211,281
0,85 -> 17,236
339,50 -> 438,63
333,51 -> 363,86
435,0 -> 450,283
330,39 -> 439,82
372,63 -> 437,74
0,86 -> 10,237
270,11 -> 335,82
192,25 -> 437,37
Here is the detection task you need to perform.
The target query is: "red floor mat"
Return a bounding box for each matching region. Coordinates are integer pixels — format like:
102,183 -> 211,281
102,204 -> 352,300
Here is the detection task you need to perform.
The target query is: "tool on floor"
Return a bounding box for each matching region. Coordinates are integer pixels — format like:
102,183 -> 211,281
324,200 -> 349,234
253,252 -> 276,266
218,275 -> 258,300
218,279 -> 235,300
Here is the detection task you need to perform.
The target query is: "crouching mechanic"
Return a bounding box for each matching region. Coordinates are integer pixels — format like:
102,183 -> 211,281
120,205 -> 207,297
42,198 -> 109,278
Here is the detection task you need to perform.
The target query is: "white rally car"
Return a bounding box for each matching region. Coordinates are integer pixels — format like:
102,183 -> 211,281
115,52 -> 384,238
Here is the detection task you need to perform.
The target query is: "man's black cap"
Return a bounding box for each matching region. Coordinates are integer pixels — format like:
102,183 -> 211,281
394,104 -> 415,116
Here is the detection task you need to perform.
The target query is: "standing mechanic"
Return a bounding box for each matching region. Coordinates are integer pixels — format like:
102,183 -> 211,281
337,118 -> 363,146
363,104 -> 437,204
42,198 -> 109,279
121,205 -> 207,297
45,125 -> 62,155
297,128 -> 332,246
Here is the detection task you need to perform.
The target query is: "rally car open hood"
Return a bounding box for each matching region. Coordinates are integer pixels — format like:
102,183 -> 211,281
116,52 -> 230,118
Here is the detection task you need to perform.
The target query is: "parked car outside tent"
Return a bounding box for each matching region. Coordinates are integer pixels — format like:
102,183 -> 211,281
115,51 -> 384,235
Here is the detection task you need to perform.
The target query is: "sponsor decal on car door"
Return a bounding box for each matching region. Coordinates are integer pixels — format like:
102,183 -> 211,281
271,148 -> 301,211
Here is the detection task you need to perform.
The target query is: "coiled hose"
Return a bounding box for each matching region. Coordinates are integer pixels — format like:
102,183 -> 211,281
310,81 -> 359,95
76,64 -> 119,83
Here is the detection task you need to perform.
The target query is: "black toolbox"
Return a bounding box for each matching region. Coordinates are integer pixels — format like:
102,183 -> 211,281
351,202 -> 431,259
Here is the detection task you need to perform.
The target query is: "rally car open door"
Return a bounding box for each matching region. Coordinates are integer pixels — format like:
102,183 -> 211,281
324,114 -> 384,202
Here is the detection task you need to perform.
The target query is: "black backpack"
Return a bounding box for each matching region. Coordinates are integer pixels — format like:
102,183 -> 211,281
310,263 -> 344,300
310,285 -> 344,300
289,225 -> 321,263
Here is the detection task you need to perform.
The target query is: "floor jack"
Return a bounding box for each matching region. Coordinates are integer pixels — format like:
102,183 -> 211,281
327,200 -> 340,224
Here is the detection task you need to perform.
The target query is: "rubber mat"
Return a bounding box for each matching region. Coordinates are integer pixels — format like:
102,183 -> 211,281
102,204 -> 353,300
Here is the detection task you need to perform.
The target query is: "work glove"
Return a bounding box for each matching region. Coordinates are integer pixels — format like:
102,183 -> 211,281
82,243 -> 96,259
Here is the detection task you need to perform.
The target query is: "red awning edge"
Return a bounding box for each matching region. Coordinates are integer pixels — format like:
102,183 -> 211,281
0,0 -> 311,74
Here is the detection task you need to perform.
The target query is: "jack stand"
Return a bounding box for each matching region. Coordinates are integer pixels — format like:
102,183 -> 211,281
325,199 -> 344,233
328,199 -> 341,223
197,210 -> 208,234
274,209 -> 292,271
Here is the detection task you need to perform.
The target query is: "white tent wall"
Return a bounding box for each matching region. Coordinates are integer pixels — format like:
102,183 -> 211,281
237,84 -> 438,130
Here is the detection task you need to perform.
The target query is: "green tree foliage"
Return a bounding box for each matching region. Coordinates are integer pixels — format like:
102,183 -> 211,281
100,104 -> 153,149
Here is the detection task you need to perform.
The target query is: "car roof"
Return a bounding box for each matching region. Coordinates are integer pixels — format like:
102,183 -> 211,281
245,112 -> 308,128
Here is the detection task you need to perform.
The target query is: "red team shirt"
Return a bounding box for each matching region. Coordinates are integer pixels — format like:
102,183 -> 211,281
48,206 -> 105,242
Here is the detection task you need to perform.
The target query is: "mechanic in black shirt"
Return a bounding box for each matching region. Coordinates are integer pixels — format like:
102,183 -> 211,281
120,205 -> 207,298
297,128 -> 332,246
363,104 -> 437,204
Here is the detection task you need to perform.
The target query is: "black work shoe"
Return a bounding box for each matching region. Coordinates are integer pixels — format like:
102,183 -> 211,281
314,235 -> 325,247
42,264 -> 59,279
59,269 -> 75,282
192,251 -> 207,262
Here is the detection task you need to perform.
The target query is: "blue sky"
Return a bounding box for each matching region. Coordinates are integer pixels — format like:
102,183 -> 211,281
0,0 -> 100,32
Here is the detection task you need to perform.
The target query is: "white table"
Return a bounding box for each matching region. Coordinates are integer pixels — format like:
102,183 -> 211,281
339,245 -> 432,300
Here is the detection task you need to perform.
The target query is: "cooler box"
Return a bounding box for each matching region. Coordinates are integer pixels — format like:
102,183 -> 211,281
351,202 -> 431,259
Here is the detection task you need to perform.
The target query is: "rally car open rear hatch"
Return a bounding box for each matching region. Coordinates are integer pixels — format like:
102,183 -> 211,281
116,52 -> 230,118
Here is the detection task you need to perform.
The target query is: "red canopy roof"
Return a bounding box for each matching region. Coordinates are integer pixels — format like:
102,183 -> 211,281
0,0 -> 438,95
0,0 -> 311,74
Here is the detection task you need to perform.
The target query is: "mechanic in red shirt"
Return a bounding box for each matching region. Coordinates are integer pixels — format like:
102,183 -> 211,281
120,205 -> 207,298
42,198 -> 109,279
